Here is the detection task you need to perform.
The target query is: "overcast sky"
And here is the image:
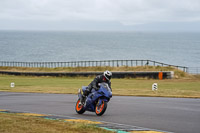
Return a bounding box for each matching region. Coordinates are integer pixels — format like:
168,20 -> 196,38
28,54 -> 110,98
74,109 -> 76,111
0,0 -> 200,31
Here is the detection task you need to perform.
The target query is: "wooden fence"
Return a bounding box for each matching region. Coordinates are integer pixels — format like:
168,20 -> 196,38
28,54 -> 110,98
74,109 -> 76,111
187,67 -> 200,74
0,60 -> 188,72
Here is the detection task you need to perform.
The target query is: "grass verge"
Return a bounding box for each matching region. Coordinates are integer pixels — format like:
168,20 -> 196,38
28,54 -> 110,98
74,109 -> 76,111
0,112 -> 112,133
0,74 -> 200,98
0,66 -> 188,78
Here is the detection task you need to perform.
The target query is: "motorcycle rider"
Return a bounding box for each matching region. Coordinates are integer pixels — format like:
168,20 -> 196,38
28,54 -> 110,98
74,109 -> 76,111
81,70 -> 112,105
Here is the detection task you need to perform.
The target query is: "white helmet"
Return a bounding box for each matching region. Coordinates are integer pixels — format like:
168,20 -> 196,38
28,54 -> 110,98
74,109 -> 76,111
104,70 -> 112,81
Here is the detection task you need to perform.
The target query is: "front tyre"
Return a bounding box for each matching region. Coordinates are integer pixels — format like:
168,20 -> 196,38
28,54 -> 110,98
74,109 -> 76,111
75,99 -> 85,114
95,100 -> 107,116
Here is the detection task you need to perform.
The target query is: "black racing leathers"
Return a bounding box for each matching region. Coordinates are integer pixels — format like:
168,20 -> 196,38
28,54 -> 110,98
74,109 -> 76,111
83,75 -> 111,96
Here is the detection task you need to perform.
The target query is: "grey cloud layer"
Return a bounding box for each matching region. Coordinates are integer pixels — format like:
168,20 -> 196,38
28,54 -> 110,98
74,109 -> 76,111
0,0 -> 200,25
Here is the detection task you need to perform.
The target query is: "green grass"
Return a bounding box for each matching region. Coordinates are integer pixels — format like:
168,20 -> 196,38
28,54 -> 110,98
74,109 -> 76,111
0,74 -> 200,98
0,113 -> 112,133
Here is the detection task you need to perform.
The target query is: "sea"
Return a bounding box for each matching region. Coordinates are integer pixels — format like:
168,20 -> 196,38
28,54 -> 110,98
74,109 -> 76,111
0,30 -> 200,67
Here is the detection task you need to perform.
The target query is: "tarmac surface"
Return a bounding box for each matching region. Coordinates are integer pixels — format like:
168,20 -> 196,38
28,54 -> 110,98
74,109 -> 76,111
0,92 -> 200,133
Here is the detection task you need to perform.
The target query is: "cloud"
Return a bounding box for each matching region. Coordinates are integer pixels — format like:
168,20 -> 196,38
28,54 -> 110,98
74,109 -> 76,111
0,0 -> 200,29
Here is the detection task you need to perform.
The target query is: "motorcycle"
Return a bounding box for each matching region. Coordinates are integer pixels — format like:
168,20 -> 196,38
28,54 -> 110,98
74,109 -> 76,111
75,83 -> 112,116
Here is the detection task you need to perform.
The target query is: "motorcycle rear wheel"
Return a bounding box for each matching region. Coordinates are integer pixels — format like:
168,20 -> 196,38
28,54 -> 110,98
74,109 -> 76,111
75,99 -> 85,114
95,100 -> 107,116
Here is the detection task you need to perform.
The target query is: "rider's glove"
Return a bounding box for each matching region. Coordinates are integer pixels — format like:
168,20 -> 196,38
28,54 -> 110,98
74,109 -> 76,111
94,87 -> 98,91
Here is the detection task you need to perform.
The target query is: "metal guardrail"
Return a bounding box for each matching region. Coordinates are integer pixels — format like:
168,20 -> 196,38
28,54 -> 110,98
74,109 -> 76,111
0,60 -> 188,72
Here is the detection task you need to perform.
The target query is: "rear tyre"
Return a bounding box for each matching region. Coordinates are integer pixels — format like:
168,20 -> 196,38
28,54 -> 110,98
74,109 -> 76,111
75,99 -> 85,114
95,100 -> 107,116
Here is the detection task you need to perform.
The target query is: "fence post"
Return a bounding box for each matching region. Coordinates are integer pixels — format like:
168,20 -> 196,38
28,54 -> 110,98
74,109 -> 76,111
186,67 -> 188,73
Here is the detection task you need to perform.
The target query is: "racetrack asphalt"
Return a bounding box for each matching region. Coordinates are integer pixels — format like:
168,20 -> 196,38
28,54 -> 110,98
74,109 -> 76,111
0,92 -> 200,133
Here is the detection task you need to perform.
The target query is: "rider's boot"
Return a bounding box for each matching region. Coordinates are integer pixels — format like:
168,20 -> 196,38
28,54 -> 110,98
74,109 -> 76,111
80,89 -> 89,105
80,94 -> 86,105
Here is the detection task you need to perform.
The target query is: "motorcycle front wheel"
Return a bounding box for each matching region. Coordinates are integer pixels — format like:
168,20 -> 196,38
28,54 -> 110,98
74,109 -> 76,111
75,99 -> 85,114
95,100 -> 107,116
